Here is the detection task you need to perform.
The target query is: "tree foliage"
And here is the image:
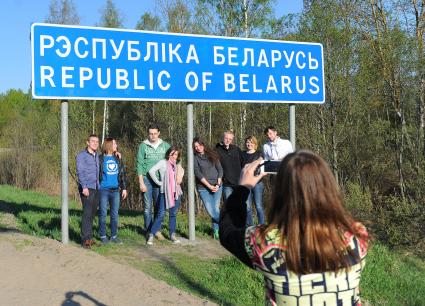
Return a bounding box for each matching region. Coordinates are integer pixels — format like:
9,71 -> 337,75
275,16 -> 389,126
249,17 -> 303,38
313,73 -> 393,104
45,0 -> 80,24
99,0 -> 123,28
1,0 -> 424,254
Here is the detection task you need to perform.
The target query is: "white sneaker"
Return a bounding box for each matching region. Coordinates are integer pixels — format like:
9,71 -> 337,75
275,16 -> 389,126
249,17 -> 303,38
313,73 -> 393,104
170,233 -> 180,244
146,234 -> 154,245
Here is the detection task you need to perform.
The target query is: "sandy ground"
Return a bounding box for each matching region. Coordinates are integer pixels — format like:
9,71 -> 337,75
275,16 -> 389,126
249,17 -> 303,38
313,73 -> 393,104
0,228 -> 218,306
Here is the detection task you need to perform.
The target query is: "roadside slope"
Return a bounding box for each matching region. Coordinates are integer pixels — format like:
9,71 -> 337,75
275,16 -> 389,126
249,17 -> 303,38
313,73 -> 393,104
0,231 -> 215,306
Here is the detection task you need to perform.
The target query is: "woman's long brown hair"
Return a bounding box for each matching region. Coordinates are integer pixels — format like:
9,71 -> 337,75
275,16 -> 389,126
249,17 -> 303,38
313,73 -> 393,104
192,137 -> 220,164
102,137 -> 115,155
165,146 -> 181,163
263,150 -> 365,274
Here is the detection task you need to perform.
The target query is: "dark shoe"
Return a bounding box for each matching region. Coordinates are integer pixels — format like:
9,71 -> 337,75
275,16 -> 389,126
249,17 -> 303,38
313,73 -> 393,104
100,237 -> 109,244
110,237 -> 122,244
89,239 -> 97,246
82,240 -> 91,249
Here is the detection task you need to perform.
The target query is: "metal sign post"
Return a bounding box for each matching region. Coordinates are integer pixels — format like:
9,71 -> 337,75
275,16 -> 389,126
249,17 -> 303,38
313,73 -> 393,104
187,103 -> 195,241
61,100 -> 69,244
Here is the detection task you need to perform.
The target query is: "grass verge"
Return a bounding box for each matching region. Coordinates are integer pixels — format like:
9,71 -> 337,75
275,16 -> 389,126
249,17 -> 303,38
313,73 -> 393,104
0,184 -> 424,305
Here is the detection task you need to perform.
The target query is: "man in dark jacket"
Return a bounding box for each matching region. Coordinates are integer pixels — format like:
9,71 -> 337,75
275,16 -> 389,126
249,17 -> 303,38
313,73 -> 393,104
76,134 -> 100,249
216,130 -> 243,202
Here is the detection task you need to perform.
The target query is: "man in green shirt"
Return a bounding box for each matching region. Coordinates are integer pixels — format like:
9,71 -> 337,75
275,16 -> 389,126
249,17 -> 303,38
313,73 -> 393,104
137,124 -> 170,234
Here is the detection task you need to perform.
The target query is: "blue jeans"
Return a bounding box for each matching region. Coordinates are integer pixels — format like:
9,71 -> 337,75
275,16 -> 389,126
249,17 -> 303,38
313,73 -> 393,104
150,193 -> 181,236
99,189 -> 120,238
223,185 -> 237,203
143,176 -> 160,231
198,186 -> 222,231
246,181 -> 265,226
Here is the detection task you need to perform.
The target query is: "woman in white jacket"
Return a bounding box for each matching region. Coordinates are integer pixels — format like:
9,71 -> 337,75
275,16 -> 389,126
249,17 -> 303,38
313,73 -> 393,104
146,146 -> 184,245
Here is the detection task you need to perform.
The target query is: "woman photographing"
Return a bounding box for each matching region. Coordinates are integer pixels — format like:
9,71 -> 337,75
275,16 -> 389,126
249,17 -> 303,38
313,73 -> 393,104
220,150 -> 368,305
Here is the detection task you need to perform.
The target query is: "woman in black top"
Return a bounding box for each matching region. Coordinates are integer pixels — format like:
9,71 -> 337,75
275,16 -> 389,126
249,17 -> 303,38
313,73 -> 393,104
240,136 -> 265,226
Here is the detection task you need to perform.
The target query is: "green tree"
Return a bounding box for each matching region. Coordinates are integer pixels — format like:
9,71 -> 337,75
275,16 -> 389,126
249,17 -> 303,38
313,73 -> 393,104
45,0 -> 80,24
197,0 -> 274,37
97,0 -> 125,142
136,12 -> 163,31
99,0 -> 123,28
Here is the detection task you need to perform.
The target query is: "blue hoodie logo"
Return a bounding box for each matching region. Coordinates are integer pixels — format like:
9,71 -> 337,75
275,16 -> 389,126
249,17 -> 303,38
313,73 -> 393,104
106,160 -> 118,174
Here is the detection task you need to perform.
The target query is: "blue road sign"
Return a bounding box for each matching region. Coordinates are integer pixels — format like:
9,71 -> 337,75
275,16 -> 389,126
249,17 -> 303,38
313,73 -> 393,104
31,23 -> 325,104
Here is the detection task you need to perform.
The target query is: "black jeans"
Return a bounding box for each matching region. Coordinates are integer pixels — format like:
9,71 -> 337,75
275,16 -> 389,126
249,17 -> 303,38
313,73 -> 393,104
80,188 -> 99,242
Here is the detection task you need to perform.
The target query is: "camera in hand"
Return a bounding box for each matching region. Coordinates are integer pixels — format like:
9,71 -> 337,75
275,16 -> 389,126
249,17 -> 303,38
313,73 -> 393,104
254,160 -> 281,176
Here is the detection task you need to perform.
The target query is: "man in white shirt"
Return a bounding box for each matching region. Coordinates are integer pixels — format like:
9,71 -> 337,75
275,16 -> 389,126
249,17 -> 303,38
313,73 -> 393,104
263,126 -> 293,161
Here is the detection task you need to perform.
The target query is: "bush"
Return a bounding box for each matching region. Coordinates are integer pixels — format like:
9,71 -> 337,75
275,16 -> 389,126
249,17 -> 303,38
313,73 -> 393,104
344,181 -> 374,224
374,195 -> 424,256
344,181 -> 425,256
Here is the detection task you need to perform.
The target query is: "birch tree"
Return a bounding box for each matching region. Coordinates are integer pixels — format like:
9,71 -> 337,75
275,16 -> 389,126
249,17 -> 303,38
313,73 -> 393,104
98,0 -> 124,142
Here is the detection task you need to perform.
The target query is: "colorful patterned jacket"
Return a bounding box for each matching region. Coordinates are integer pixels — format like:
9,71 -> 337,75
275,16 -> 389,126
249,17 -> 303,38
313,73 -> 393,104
219,186 -> 368,306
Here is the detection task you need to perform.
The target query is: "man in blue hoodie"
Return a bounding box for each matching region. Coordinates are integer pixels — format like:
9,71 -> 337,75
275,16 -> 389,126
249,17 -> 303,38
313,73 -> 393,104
76,134 -> 100,248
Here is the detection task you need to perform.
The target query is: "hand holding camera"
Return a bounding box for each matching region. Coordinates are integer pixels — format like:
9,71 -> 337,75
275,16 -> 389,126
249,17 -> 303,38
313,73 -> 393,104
254,160 -> 281,176
239,159 -> 268,189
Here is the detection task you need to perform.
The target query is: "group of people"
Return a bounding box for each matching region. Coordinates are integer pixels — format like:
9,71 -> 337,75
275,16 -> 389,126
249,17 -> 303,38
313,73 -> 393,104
135,124 -> 184,245
75,124 -> 293,247
136,124 -> 294,244
75,124 -> 184,248
75,124 -> 369,305
76,136 -> 127,248
192,126 -> 293,239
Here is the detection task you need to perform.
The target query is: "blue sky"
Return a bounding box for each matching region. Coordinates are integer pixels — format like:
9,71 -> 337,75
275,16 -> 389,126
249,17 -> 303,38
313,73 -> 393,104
0,0 -> 303,94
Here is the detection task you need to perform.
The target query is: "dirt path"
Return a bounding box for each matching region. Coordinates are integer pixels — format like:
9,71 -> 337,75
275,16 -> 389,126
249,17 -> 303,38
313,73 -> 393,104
0,228 -> 218,306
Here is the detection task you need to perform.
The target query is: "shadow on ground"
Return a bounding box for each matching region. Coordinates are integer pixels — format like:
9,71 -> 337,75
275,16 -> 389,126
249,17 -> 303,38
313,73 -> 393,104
0,199 -> 148,244
61,291 -> 107,306
0,199 -> 82,242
